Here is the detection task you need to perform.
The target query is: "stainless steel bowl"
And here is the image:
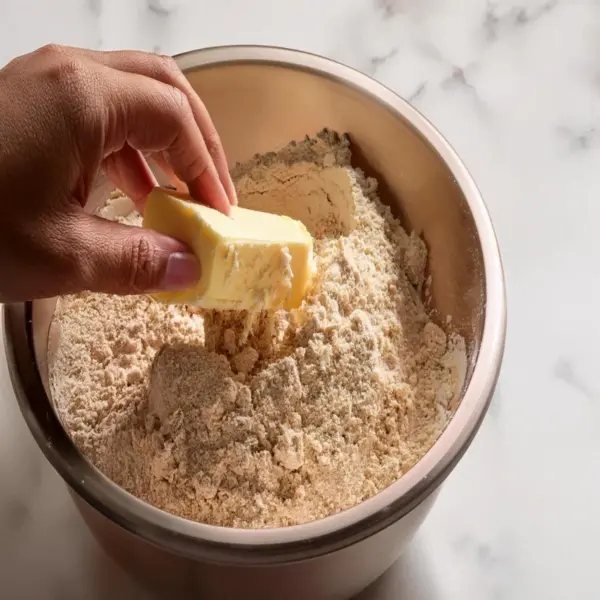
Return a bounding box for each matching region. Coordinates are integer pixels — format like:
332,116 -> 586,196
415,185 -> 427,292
3,46 -> 506,600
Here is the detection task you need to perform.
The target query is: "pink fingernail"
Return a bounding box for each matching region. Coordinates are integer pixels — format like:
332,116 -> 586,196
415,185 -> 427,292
160,252 -> 200,290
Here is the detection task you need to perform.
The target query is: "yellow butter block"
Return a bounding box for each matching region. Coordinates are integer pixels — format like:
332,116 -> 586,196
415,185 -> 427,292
143,188 -> 315,311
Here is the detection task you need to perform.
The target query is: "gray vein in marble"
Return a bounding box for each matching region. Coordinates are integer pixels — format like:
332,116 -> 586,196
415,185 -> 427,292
452,535 -> 511,572
440,64 -> 489,117
147,0 -> 181,17
408,82 -> 427,103
556,125 -> 598,151
483,5 -> 501,42
375,0 -> 432,20
410,38 -> 488,113
451,534 -> 518,600
375,0 -> 404,19
441,66 -> 477,94
144,0 -> 180,59
85,0 -> 103,49
554,357 -> 596,400
484,0 -> 560,42
88,0 -> 102,17
367,48 -> 399,76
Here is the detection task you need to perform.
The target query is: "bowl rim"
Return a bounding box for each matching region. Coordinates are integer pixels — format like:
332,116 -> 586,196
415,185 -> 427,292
3,44 -> 506,566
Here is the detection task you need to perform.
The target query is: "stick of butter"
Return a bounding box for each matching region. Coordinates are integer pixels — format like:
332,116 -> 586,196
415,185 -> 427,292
142,187 -> 315,311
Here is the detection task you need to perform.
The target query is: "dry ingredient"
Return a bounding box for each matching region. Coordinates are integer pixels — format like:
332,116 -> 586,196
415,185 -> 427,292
50,130 -> 466,528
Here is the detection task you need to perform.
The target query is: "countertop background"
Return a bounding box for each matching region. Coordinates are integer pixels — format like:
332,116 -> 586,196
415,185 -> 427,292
1,0 -> 599,598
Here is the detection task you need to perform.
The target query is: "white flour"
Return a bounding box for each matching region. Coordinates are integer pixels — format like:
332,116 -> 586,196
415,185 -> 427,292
50,131 -> 466,528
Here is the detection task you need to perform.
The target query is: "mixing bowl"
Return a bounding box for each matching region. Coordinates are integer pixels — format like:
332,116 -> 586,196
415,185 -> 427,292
3,46 -> 506,600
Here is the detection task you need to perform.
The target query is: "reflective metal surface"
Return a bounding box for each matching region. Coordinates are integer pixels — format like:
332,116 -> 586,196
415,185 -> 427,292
3,46 -> 506,599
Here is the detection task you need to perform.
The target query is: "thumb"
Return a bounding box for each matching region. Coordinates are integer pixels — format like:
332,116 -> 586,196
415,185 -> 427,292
69,213 -> 200,295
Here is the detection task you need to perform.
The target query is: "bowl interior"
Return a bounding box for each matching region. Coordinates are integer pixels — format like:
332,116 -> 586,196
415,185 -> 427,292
0,45 -> 505,567
33,57 -> 485,399
3,48 -> 507,564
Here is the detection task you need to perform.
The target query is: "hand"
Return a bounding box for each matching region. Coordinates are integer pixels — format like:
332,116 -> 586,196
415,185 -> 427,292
0,44 -> 237,303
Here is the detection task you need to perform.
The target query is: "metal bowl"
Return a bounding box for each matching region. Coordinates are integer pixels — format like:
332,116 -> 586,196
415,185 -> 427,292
3,46 -> 506,600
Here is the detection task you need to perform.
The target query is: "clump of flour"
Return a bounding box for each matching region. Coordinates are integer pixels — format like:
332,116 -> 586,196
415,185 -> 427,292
50,130 -> 466,528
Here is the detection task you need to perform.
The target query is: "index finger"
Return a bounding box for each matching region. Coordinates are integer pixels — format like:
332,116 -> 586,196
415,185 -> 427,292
76,48 -> 237,206
100,67 -> 231,215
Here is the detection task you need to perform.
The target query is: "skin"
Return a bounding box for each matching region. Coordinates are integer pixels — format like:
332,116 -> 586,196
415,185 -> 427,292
0,44 -> 237,303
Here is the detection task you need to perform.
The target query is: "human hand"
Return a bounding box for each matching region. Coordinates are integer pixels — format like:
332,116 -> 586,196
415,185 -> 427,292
0,44 -> 237,303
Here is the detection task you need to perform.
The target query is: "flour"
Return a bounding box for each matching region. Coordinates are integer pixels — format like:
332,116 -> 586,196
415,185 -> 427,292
50,130 -> 466,528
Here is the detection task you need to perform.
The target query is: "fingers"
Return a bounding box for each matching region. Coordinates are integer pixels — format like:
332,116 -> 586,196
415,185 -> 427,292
148,151 -> 188,194
103,144 -> 157,211
62,213 -> 200,295
0,208 -> 200,300
99,68 -> 231,215
78,48 -> 237,207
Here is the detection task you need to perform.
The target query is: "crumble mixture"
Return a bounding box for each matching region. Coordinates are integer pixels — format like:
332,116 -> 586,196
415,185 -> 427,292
50,131 -> 466,528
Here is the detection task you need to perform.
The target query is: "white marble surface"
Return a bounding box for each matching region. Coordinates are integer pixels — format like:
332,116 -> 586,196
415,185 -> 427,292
0,0 -> 598,598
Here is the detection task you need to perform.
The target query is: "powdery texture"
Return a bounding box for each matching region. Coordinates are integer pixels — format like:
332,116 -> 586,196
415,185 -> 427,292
50,130 -> 466,528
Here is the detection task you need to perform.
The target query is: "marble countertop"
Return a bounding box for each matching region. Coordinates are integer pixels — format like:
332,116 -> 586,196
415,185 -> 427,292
1,0 -> 598,598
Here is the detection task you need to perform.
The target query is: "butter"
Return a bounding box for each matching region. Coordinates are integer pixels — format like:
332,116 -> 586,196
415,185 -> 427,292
143,188 -> 315,311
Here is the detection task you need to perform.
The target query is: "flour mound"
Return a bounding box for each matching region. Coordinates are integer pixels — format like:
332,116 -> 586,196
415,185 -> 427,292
50,130 -> 466,528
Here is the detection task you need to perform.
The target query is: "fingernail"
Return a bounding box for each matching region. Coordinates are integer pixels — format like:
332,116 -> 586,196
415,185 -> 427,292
160,252 -> 200,290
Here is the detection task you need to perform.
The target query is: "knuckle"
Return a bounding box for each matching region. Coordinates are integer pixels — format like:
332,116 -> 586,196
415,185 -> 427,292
39,53 -> 95,128
37,43 -> 66,58
57,56 -> 86,86
165,84 -> 189,114
125,235 -> 161,292
157,54 -> 180,76
144,53 -> 183,89
204,130 -> 223,158
43,52 -> 88,94
178,151 -> 209,181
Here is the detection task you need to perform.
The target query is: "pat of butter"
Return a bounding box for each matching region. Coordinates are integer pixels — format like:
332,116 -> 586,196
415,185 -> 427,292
143,188 -> 315,311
